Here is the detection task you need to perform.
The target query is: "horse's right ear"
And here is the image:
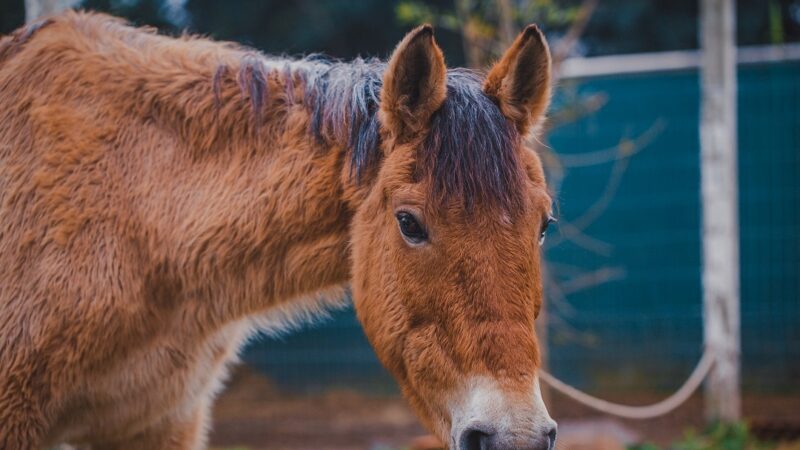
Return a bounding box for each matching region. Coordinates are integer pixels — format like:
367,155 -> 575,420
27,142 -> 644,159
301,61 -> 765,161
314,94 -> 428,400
380,24 -> 447,144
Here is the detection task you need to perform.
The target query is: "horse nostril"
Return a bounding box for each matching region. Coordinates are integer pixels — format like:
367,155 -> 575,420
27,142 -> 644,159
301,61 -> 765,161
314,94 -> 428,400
460,426 -> 495,450
546,425 -> 558,450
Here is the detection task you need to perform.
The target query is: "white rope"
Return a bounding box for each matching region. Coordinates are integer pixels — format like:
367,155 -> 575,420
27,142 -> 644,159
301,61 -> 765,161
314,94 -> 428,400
539,348 -> 715,420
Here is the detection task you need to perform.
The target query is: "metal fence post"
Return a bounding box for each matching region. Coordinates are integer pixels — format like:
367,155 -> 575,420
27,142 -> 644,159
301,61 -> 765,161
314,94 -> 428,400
700,0 -> 741,422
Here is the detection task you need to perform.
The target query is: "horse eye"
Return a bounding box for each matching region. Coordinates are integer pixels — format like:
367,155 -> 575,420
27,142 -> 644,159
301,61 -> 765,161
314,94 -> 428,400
539,215 -> 556,246
396,212 -> 427,244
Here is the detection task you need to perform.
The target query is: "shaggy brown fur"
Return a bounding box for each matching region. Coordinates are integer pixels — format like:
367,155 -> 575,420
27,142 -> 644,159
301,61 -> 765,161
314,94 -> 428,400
0,12 -> 554,450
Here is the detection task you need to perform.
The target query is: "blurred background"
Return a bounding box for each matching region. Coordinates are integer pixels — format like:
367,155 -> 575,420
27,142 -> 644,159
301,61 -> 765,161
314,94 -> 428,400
3,1 -> 799,449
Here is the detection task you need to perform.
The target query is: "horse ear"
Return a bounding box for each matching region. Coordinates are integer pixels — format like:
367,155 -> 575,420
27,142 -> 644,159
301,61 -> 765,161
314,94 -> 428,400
380,24 -> 447,143
483,24 -> 552,135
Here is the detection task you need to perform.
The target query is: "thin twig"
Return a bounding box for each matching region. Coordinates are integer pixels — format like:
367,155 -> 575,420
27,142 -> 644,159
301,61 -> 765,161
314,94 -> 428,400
496,0 -> 516,46
557,119 -> 666,168
560,267 -> 627,294
552,0 -> 599,72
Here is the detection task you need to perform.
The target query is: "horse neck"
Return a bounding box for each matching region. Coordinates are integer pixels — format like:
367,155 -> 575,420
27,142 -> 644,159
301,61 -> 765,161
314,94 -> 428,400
142,59 -> 373,323
3,12 -> 365,331
55,17 -> 374,321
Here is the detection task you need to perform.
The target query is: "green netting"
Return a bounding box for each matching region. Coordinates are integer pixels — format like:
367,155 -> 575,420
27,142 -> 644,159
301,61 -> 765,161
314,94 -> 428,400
241,60 -> 800,395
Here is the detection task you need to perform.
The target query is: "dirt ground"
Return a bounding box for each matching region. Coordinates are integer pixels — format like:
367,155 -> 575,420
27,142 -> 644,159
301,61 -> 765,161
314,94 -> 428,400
209,367 -> 800,450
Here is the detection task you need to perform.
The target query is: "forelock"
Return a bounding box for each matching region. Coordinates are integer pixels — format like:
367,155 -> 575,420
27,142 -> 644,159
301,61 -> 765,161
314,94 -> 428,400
418,69 -> 525,214
305,63 -> 525,214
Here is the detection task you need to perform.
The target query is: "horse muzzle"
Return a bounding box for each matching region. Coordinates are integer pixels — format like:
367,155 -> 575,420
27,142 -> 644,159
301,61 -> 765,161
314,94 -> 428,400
449,375 -> 557,450
456,423 -> 557,450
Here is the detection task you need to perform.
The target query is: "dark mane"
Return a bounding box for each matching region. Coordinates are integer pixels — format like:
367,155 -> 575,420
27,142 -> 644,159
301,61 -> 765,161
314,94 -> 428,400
224,55 -> 524,213
421,71 -> 523,213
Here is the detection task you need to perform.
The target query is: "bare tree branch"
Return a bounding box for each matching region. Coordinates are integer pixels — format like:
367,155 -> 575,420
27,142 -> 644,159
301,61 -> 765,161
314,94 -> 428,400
552,0 -> 599,72
496,0 -> 517,46
560,267 -> 627,294
551,222 -> 615,256
558,119 -> 666,168
456,0 -> 485,68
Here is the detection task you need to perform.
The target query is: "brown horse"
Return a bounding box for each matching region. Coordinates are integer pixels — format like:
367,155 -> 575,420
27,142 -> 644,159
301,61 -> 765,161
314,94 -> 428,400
0,11 -> 555,450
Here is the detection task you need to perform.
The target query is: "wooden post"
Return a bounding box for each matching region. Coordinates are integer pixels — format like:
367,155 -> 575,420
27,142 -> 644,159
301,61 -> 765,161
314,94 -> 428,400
700,0 -> 741,422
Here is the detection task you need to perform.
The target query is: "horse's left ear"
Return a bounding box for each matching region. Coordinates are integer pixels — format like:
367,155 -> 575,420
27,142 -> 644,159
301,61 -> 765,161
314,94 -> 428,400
484,24 -> 552,135
380,24 -> 447,144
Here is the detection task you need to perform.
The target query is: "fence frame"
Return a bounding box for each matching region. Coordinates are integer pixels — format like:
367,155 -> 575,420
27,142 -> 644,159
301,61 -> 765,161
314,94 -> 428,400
553,18 -> 800,423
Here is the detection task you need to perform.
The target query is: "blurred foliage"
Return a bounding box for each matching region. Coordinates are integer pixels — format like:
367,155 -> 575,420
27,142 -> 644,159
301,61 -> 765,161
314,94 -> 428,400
397,0 -> 582,66
769,0 -> 786,44
82,0 -> 179,30
2,0 -> 800,63
572,0 -> 800,56
629,422 -> 778,450
181,0 -> 409,59
396,0 -> 578,40
0,0 -> 24,32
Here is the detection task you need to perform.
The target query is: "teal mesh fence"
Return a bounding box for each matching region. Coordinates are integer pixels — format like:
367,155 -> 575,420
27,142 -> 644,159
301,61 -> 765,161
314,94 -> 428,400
241,60 -> 800,395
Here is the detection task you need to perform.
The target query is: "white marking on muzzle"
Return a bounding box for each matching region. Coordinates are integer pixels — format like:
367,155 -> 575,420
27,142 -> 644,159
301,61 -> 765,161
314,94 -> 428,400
448,375 -> 556,449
